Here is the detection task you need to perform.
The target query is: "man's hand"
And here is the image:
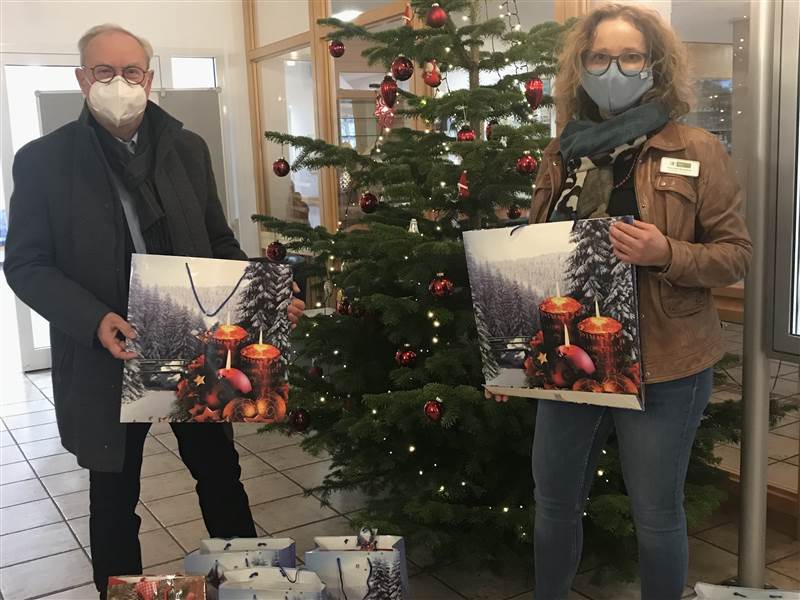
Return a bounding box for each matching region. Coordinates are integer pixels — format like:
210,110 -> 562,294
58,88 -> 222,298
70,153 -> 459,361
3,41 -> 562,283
610,220 -> 671,267
288,282 -> 305,329
97,312 -> 138,360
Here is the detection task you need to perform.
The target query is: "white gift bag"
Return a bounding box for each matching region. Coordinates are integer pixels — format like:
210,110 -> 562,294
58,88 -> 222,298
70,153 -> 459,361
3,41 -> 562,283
695,582 -> 800,600
218,567 -> 326,600
184,538 -> 296,600
195,537 -> 297,562
303,535 -> 409,600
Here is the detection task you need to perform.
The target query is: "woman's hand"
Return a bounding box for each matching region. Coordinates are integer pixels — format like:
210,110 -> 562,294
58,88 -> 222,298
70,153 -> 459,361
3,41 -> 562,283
610,220 -> 671,267
288,282 -> 305,329
484,389 -> 509,403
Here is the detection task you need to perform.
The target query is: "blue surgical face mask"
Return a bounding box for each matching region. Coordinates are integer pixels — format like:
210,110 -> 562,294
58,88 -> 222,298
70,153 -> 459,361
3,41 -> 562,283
580,63 -> 654,115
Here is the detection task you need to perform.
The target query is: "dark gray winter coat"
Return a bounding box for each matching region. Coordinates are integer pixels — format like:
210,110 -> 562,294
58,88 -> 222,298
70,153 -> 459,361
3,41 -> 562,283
4,102 -> 246,472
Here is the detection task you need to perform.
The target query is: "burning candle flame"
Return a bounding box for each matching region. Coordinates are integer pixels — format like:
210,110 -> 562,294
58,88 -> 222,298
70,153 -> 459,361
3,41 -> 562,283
595,298 -> 601,319
259,329 -> 263,345
563,323 -> 571,347
556,281 -> 561,298
226,311 -> 231,327
225,349 -> 232,370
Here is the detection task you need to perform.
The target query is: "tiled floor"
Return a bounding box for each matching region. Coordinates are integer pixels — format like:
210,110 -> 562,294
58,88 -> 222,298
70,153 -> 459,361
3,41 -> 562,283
1,273 -> 799,600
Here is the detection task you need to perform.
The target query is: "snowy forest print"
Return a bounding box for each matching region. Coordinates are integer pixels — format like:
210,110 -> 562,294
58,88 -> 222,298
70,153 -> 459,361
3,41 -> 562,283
464,219 -> 644,411
120,254 -> 293,423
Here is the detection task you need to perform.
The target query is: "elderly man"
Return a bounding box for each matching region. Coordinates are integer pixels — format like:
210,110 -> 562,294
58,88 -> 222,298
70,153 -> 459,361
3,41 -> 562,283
4,24 -> 304,599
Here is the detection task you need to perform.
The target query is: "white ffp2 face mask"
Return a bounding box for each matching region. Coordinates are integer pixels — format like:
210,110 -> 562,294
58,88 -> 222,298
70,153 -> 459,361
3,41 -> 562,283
87,76 -> 147,128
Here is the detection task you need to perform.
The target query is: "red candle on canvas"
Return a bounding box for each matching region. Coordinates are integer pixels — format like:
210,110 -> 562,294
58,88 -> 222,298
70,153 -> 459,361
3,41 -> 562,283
578,299 -> 624,379
538,282 -> 582,349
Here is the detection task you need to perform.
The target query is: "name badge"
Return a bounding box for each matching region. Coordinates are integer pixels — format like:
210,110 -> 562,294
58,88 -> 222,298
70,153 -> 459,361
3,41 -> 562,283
660,157 -> 700,177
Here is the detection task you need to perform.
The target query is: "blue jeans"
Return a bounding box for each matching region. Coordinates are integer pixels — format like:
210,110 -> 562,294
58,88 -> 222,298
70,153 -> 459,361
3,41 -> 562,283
532,368 -> 713,600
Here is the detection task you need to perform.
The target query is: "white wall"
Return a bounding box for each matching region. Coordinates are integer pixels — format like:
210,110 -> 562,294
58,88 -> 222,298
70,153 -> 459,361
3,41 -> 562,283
0,0 -> 260,256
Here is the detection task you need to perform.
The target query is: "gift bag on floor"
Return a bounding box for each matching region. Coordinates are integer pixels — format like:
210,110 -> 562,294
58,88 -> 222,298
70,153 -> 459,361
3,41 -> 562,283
108,575 -> 206,600
184,537 -> 296,600
695,582 -> 800,599
303,534 -> 409,600
218,567 -> 326,600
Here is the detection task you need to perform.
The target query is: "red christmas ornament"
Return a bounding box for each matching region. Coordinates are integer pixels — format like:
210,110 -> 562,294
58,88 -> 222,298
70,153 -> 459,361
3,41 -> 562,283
422,59 -> 442,88
402,3 -> 414,26
429,272 -> 454,298
380,75 -> 398,109
424,399 -> 443,422
395,347 -> 418,367
507,205 -> 522,220
391,56 -> 414,81
308,365 -> 323,379
328,40 -> 346,58
272,157 -> 290,177
525,77 -> 544,110
374,94 -> 395,129
289,408 -> 311,432
486,119 -> 498,140
266,241 -> 287,262
516,152 -> 538,175
457,125 -> 476,142
359,191 -> 379,213
458,170 -> 469,199
426,2 -> 448,27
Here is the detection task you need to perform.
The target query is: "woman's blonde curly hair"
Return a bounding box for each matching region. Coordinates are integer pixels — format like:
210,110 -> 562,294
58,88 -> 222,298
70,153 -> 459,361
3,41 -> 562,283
556,3 -> 693,120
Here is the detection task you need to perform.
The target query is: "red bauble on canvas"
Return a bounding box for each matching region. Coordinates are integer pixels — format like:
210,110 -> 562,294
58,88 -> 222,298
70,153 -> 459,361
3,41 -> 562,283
426,3 -> 448,27
328,40 -> 346,58
395,347 -> 418,367
525,77 -> 544,110
516,153 -> 538,175
429,273 -> 454,298
308,365 -> 323,379
507,205 -> 522,220
266,241 -> 287,262
391,56 -> 414,81
272,157 -> 290,177
359,191 -> 379,213
424,399 -> 443,422
380,75 -> 398,108
457,125 -> 476,142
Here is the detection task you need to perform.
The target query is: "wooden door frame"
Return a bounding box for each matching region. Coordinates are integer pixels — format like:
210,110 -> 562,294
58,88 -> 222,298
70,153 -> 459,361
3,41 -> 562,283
242,0 -> 591,231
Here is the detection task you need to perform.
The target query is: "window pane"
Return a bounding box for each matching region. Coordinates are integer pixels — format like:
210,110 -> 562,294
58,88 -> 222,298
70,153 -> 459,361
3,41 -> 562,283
171,57 -> 216,89
255,0 -> 309,47
671,1 -> 750,200
259,47 -> 320,227
4,64 -> 80,153
330,0 -> 395,21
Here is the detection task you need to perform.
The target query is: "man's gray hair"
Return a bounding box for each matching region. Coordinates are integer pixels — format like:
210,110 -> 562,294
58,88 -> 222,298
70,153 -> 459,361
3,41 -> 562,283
78,24 -> 153,67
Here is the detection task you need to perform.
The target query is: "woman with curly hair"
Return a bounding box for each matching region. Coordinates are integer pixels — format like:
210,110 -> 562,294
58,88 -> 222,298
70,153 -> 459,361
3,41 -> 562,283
493,4 -> 752,598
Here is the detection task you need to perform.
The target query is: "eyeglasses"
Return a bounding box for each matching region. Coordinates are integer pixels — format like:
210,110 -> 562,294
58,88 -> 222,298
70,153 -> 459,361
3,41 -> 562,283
83,64 -> 149,85
582,51 -> 649,77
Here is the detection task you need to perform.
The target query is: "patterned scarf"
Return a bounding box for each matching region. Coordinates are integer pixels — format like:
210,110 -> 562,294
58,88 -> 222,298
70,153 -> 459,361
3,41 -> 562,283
549,102 -> 670,222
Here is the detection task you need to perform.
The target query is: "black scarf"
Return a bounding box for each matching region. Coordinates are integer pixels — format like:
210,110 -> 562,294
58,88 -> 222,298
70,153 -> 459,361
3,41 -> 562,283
91,107 -> 173,255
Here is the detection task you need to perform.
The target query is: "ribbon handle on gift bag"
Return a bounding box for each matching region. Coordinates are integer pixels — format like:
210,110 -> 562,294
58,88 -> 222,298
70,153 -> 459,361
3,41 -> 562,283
185,262 -> 248,318
335,556 -> 375,600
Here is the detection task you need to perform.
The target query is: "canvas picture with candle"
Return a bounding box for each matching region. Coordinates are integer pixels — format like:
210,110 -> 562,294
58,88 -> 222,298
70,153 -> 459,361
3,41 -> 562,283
463,217 -> 644,410
120,254 -> 293,422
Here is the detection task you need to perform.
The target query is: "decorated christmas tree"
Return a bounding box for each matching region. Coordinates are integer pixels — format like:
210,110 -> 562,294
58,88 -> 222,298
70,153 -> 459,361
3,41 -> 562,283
255,0 -> 743,579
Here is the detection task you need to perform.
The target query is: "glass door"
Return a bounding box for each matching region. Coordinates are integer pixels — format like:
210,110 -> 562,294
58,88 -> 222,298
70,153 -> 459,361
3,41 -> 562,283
1,56 -> 82,371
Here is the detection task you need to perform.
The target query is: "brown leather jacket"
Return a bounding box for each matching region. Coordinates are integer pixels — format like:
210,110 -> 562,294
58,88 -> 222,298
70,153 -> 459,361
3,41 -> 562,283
529,120 -> 752,384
